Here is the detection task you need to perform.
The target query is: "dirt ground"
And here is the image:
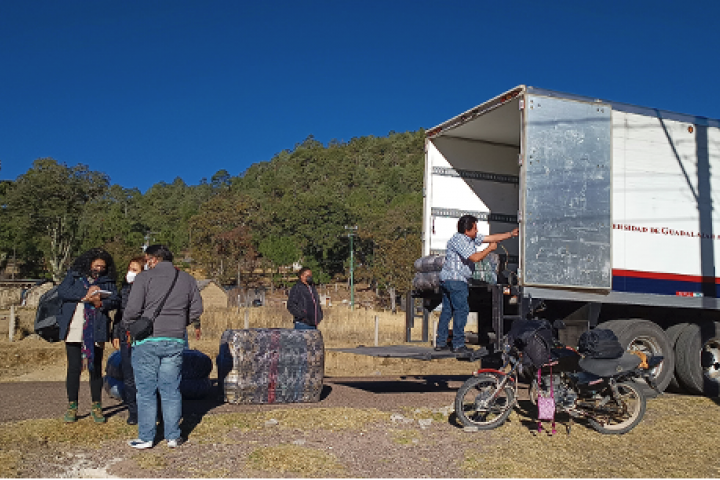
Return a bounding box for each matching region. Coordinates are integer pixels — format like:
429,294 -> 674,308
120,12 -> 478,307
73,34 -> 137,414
3,337 -> 720,478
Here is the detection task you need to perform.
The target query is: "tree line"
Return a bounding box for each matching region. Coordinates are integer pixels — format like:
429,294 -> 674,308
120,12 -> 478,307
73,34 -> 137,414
0,131 -> 424,306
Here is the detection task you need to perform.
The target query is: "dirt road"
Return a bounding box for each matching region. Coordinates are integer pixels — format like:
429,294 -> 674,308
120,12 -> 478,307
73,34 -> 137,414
0,375 -> 469,424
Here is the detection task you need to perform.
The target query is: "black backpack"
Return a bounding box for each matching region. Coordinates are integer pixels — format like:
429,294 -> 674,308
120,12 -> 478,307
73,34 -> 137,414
508,319 -> 556,368
34,285 -> 62,342
577,328 -> 624,359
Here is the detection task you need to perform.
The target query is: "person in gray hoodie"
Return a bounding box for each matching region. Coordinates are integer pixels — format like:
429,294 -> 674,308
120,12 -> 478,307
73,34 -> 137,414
121,244 -> 203,450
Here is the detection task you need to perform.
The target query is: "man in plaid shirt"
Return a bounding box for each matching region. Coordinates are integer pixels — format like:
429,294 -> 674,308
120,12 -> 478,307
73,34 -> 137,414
436,215 -> 519,354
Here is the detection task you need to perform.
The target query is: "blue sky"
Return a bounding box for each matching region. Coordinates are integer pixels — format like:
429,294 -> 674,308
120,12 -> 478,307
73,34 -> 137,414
1,0 -> 719,192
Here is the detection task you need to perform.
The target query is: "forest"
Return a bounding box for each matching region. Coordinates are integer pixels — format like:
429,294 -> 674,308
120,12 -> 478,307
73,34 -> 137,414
0,130 -> 425,305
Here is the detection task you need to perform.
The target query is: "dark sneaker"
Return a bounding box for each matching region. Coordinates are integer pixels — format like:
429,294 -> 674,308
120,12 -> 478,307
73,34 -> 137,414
434,344 -> 451,352
90,402 -> 106,424
452,345 -> 475,354
126,415 -> 138,426
167,438 -> 185,448
63,401 -> 78,423
127,439 -> 153,449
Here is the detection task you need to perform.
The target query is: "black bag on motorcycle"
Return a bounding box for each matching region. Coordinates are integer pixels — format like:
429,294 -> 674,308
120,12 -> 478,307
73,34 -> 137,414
507,319 -> 555,368
577,328 -> 624,359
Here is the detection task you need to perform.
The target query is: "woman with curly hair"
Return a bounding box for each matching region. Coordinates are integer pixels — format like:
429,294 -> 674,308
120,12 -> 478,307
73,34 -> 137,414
57,248 -> 120,423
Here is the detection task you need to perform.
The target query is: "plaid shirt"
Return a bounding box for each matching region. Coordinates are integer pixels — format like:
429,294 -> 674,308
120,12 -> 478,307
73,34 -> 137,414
440,232 -> 486,283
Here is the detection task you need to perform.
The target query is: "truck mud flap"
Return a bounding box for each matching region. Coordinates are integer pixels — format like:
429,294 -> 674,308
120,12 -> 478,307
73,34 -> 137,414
331,345 -> 488,362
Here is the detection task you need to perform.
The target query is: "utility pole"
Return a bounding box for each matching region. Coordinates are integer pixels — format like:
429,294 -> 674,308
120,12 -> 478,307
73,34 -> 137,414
344,225 -> 358,310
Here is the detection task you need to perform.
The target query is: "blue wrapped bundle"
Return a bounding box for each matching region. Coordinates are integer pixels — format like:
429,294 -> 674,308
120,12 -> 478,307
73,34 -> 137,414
182,349 -> 213,380
105,350 -> 123,380
180,377 -> 213,399
103,375 -> 125,400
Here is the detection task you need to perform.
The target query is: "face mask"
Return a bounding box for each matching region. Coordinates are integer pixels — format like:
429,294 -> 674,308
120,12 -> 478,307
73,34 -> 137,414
91,269 -> 105,279
126,271 -> 137,283
305,276 -> 314,285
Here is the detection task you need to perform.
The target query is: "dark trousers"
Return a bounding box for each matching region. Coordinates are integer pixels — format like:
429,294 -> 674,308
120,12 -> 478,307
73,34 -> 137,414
120,339 -> 138,418
65,342 -> 104,403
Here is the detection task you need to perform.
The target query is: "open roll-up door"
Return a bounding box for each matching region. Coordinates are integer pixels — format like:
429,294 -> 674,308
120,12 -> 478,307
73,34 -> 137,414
521,94 -> 612,289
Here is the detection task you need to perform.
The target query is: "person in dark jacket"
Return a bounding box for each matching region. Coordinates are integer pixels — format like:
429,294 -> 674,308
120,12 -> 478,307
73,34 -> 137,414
287,267 -> 323,330
111,256 -> 146,425
57,248 -> 120,423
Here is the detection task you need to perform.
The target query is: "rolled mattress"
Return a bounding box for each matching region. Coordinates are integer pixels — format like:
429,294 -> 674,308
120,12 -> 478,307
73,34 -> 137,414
217,328 -> 324,404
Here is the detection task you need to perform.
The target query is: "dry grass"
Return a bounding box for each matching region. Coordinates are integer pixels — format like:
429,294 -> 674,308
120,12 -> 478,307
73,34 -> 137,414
248,444 -> 347,477
462,395 -> 720,478
0,416 -> 136,448
0,449 -> 22,478
188,407 -> 389,444
133,452 -> 169,470
200,305 -> 408,348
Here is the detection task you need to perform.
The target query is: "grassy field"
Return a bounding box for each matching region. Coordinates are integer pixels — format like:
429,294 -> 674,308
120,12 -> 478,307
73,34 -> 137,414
0,305 -> 473,380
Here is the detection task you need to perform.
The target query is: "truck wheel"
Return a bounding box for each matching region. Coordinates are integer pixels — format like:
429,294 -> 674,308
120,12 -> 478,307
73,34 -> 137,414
664,323 -> 690,393
675,321 -> 720,396
595,320 -> 674,392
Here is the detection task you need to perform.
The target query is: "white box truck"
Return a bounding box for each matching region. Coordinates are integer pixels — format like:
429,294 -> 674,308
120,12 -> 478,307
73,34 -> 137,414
421,85 -> 720,395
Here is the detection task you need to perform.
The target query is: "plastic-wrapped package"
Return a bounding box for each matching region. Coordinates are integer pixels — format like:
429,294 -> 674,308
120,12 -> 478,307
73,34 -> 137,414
218,328 -> 324,404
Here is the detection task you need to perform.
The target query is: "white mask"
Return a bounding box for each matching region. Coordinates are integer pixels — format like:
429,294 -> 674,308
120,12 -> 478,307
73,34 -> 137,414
126,271 -> 138,283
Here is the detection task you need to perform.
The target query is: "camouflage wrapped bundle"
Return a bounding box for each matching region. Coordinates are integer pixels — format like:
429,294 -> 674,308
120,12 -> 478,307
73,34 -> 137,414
413,255 -> 445,273
218,328 -> 324,404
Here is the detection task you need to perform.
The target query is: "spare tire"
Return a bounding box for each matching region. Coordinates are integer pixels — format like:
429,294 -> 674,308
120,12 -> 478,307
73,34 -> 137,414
675,321 -> 720,396
595,320 -> 674,392
664,323 -> 690,393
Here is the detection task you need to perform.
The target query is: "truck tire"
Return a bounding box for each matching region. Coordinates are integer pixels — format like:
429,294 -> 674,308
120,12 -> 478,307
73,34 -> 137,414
664,323 -> 690,392
595,320 -> 674,392
674,321 -> 720,396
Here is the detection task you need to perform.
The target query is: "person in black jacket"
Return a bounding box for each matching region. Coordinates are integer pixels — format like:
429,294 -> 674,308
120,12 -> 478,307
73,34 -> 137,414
287,267 -> 323,329
111,256 -> 146,425
56,248 -> 120,423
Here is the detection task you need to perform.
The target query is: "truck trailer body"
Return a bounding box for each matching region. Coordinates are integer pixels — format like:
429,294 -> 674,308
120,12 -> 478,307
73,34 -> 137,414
421,85 -> 720,395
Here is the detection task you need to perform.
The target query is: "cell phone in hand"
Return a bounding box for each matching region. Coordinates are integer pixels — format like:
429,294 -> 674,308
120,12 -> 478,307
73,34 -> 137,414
92,290 -> 113,298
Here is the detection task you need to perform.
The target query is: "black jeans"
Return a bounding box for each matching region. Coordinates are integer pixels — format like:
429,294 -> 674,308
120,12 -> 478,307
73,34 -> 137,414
120,338 -> 138,418
65,342 -> 104,403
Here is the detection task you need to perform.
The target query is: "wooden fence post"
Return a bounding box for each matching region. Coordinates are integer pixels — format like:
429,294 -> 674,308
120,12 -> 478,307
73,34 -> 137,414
432,319 -> 437,347
244,306 -> 249,329
374,315 -> 379,346
9,305 -> 16,342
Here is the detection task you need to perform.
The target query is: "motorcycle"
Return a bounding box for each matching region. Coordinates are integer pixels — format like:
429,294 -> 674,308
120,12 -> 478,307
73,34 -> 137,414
454,328 -> 664,435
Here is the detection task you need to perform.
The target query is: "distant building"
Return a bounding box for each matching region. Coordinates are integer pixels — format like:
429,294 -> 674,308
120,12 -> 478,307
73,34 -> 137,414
196,279 -> 229,309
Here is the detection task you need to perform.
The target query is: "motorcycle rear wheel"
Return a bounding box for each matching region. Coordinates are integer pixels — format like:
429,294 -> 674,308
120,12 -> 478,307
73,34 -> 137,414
587,381 -> 646,435
455,374 -> 515,430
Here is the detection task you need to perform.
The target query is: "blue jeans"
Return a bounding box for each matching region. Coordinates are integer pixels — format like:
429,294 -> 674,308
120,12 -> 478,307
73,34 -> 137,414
294,322 -> 316,330
437,280 -> 470,349
132,340 -> 184,442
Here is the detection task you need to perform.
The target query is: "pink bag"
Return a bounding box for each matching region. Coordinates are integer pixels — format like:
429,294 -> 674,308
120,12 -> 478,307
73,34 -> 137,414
537,362 -> 556,434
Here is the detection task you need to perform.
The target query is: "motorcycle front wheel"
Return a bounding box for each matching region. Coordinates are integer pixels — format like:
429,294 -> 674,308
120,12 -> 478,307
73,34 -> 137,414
587,381 -> 646,435
455,374 -> 515,430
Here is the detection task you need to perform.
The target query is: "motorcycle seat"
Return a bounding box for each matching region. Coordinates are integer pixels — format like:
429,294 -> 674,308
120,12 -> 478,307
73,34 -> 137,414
578,353 -> 641,377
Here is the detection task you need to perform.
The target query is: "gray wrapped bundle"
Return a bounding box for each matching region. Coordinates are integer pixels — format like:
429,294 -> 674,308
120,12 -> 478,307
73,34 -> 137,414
412,271 -> 441,292
218,328 -> 324,404
414,255 -> 445,273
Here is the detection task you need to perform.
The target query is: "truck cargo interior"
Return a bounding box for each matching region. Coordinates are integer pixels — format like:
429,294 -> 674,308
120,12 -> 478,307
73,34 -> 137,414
425,93 -> 521,272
